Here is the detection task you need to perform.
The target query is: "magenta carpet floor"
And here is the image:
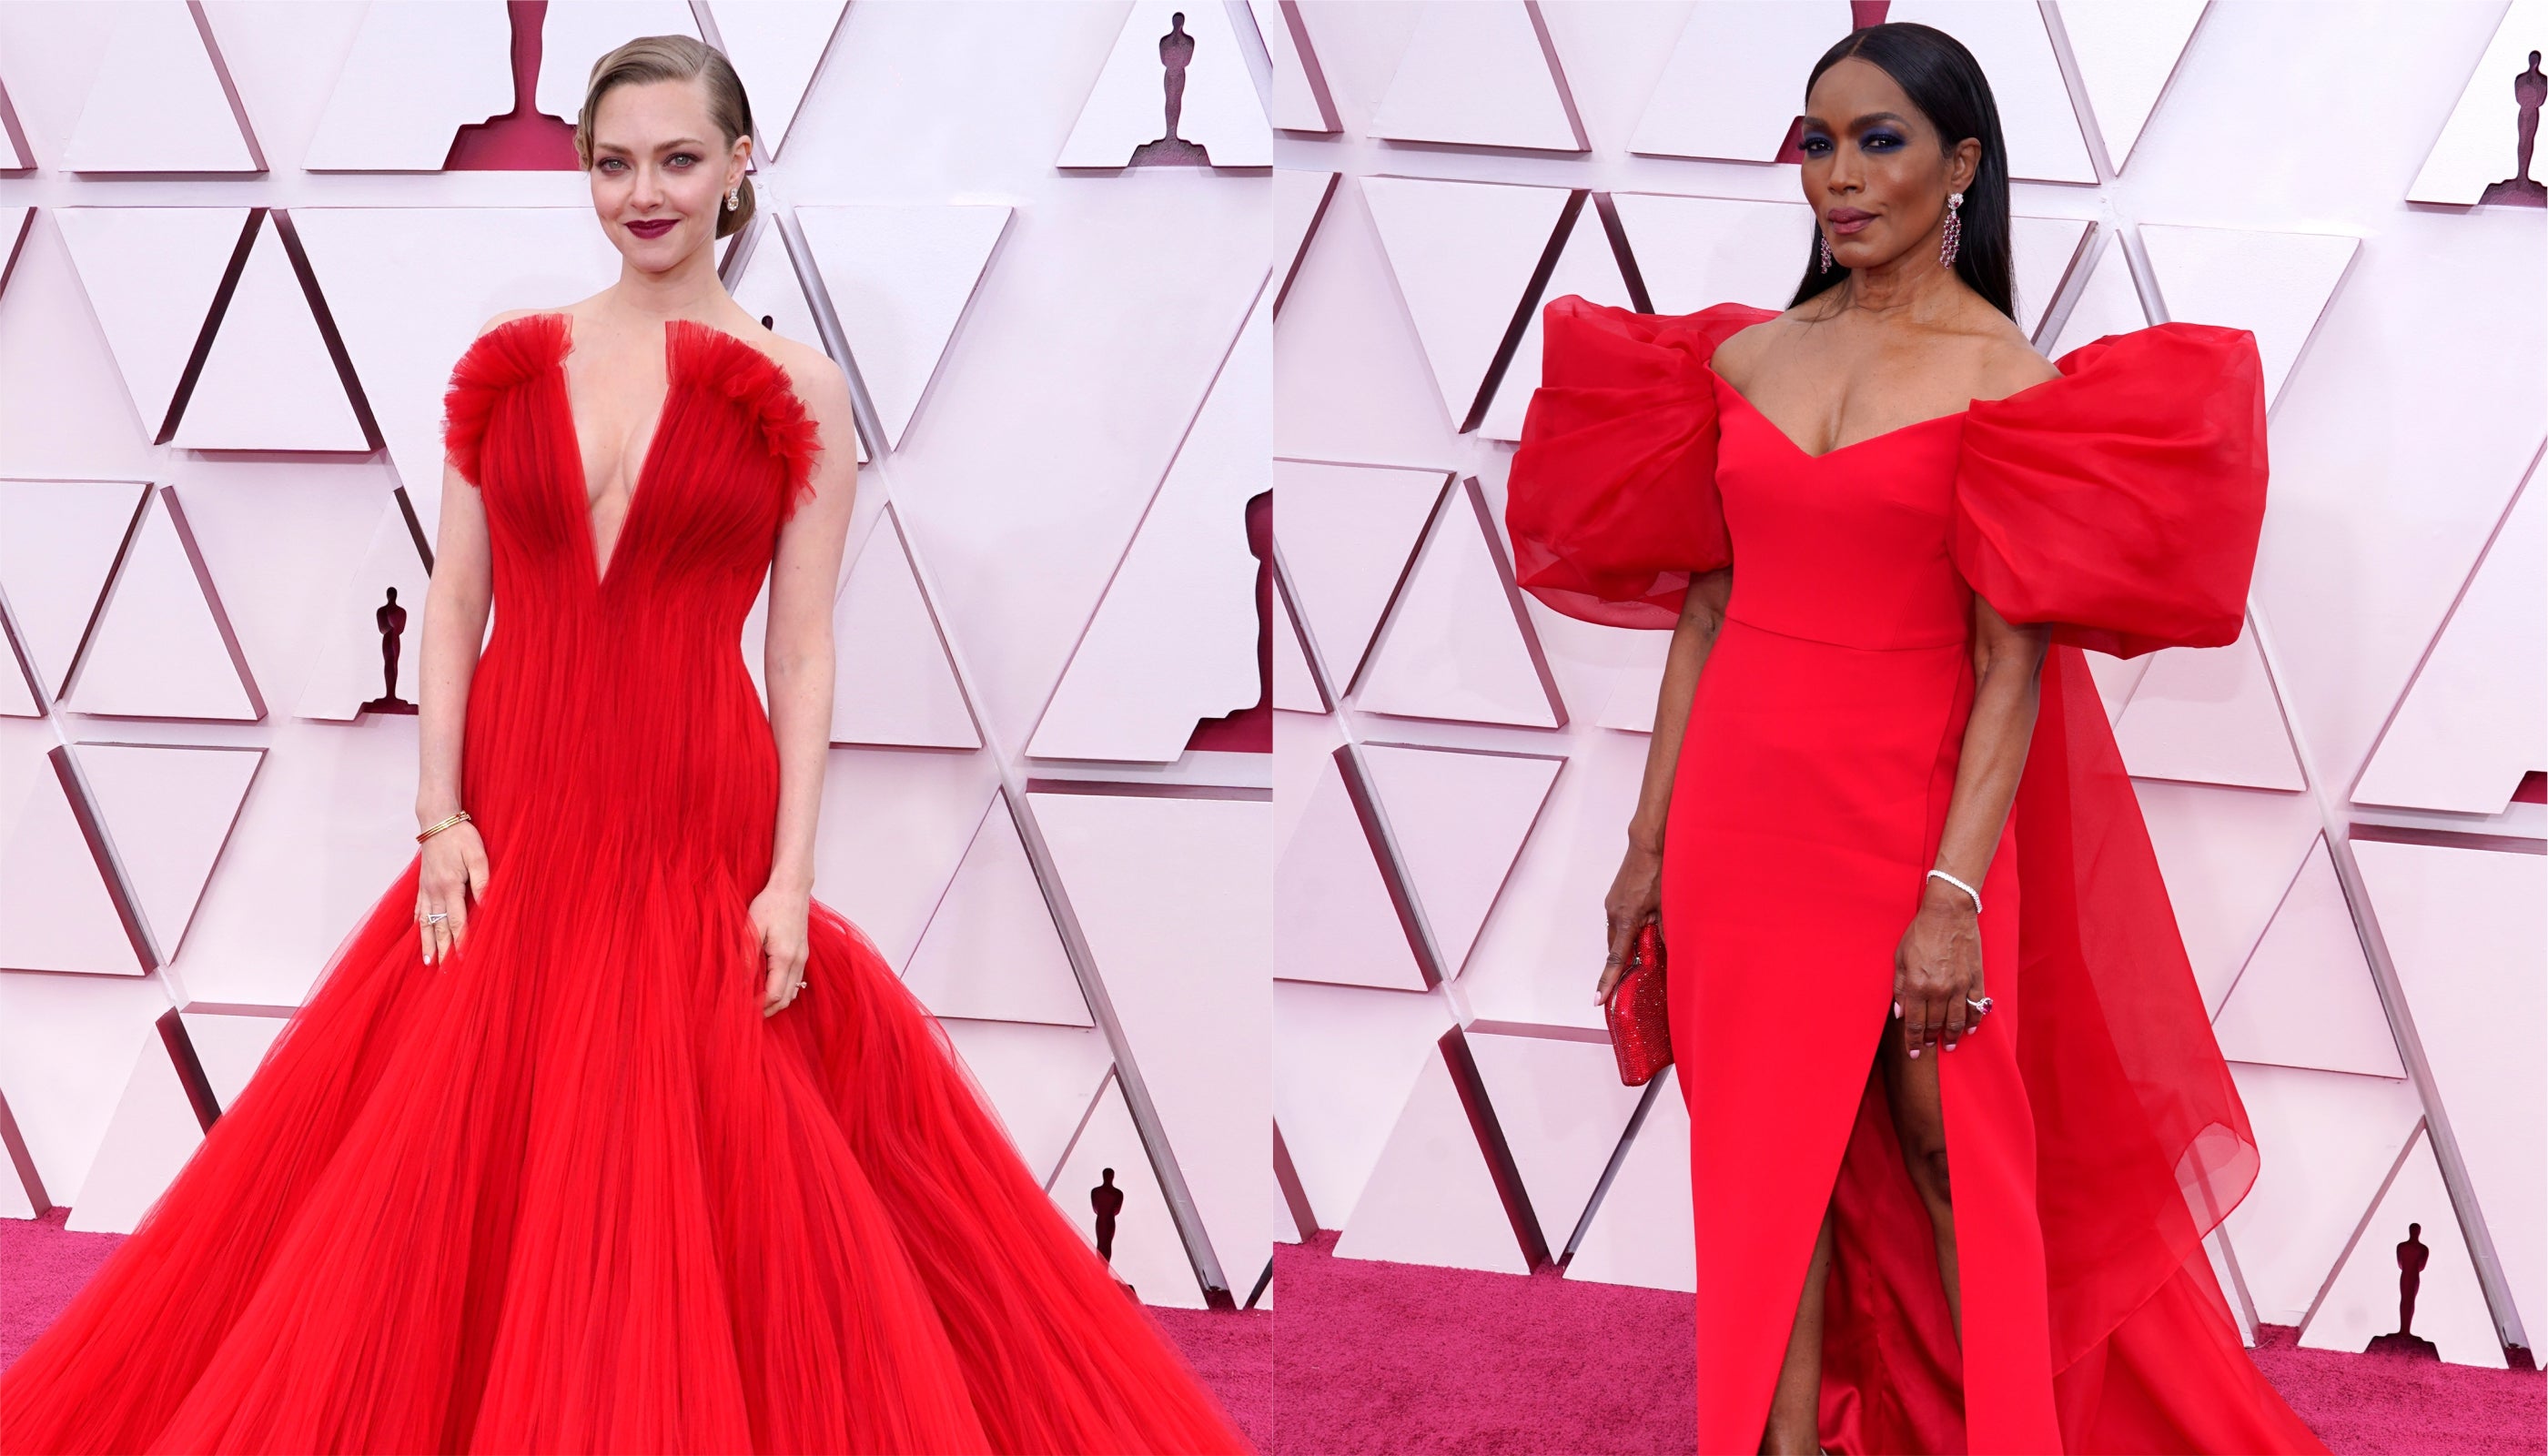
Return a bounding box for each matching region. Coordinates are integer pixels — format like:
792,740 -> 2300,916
1271,1230 -> 2545,1455
12,1211 -> 2542,1454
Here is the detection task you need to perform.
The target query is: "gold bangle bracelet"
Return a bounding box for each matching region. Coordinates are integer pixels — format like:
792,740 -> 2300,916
416,810 -> 472,844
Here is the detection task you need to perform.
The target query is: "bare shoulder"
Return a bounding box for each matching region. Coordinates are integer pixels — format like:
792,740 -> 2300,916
472,306 -> 547,338
1707,307 -> 1809,383
1974,320 -> 2061,402
758,331 -> 851,419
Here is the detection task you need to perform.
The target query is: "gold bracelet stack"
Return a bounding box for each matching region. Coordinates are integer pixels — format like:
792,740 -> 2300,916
416,810 -> 473,844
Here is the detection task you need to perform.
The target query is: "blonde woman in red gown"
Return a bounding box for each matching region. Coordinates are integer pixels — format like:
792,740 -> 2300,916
0,36 -> 1249,1456
1505,25 -> 2326,1456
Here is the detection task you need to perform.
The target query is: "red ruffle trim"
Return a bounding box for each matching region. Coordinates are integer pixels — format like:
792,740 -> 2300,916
441,311 -> 571,488
669,318 -> 824,522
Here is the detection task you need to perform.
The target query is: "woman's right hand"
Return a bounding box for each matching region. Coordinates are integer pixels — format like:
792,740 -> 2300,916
416,822 -> 490,967
1598,840 -> 1663,1004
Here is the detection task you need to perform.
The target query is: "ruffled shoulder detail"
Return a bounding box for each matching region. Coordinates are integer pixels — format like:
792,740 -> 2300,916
1504,297 -> 1776,629
669,319 -> 825,520
441,311 -> 570,487
1952,321 -> 2268,659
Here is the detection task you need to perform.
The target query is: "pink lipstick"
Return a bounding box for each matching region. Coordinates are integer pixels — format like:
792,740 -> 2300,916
1827,208 -> 1875,236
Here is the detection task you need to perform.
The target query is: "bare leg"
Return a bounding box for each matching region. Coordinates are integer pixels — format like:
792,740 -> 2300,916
1879,1026 -> 1960,1337
1760,1204 -> 1836,1455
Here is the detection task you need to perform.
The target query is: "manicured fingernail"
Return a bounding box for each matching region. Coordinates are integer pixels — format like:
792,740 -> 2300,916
1892,1001 -> 1903,1018
1908,1047 -> 1921,1058
1946,1042 -> 1958,1052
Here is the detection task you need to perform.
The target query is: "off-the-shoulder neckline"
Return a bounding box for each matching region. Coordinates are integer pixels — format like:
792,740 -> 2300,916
1690,303 -> 2072,461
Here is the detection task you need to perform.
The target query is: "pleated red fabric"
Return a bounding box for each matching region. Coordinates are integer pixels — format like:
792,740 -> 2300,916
1504,296 -> 2322,1455
0,312 -> 1252,1456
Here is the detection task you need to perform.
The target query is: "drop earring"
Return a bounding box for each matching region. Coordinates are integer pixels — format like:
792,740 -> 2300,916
1817,232 -> 1833,274
725,185 -> 742,213
1940,190 -> 1963,268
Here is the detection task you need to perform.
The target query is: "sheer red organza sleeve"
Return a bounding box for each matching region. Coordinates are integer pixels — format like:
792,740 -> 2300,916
1503,297 -> 1775,629
1957,322 -> 2277,1368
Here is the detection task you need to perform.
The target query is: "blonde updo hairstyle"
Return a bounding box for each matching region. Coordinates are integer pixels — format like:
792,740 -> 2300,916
573,35 -> 757,239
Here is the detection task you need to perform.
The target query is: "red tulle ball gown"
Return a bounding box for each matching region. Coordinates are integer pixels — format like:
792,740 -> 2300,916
1505,297 -> 2328,1455
0,313 -> 1251,1455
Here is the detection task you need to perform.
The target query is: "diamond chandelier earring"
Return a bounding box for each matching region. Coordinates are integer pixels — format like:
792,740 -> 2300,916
1940,190 -> 1964,268
1817,231 -> 1834,273
725,184 -> 742,213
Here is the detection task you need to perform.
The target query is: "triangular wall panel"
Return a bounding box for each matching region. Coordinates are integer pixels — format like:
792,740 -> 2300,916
302,0 -> 514,170
1564,1070 -> 1695,1290
1273,459 -> 1444,693
2111,625 -> 2305,791
1360,176 -> 1571,430
1367,1 -> 1583,153
1030,282 -> 1268,763
1272,585 -> 1328,713
54,207 -> 251,440
2057,0 -> 2209,173
0,754 -> 145,975
831,508 -> 978,748
1274,753 -> 1426,992
1056,0 -> 1271,167
935,1017 -> 1114,1186
73,743 -> 262,965
0,479 -> 149,698
63,488 -> 262,722
900,794 -> 1090,1027
174,214 -> 369,451
1885,2 -> 2095,181
1332,1042 -> 1530,1274
2047,234 -> 2152,357
1355,478 -> 1565,730
532,2 -> 699,121
2354,475 -> 2544,814
2223,1062 -> 2426,1326
1463,1028 -> 1645,1255
2211,836 -> 2403,1077
795,205 -> 1010,451
2300,1124 -> 2506,1368
706,0 -> 847,158
2140,223 -> 2356,408
62,2 -> 262,173
1608,192 -> 1813,317
1046,1077 -> 1209,1307
1628,3 -> 1851,163
1274,168 -> 1339,314
62,1023 -> 204,1233
1358,743 -> 1562,980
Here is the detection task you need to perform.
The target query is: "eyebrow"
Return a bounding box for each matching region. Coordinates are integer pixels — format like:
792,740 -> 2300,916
592,136 -> 713,153
1799,111 -> 1909,130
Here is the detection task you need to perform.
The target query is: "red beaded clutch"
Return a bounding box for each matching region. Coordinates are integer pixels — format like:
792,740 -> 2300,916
1604,921 -> 1672,1086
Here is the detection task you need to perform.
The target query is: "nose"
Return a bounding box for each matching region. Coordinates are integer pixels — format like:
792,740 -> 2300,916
631,165 -> 662,207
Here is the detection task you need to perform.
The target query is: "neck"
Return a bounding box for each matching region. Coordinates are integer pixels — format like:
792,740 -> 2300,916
1832,228 -> 1960,321
612,238 -> 729,320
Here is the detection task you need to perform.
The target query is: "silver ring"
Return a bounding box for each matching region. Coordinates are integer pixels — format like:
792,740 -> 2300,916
1967,996 -> 1993,1013
424,911 -> 449,925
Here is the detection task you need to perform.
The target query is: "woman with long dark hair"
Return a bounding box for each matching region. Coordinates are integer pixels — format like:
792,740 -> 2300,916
0,35 -> 1249,1455
1507,24 -> 2326,1454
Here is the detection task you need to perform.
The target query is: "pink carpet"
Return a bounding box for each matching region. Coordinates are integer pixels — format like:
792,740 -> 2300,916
1,1207 -> 1273,1452
1272,1230 -> 2545,1455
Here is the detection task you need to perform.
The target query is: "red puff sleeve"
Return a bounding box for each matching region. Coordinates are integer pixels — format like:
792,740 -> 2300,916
1952,321 -> 2269,658
1503,297 -> 1776,629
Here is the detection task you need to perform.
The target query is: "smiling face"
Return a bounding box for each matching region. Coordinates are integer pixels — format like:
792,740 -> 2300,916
1797,56 -> 1977,273
586,76 -> 750,271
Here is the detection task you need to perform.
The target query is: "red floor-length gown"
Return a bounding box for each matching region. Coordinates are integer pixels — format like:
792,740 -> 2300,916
1504,297 -> 2328,1455
0,312 -> 1252,1455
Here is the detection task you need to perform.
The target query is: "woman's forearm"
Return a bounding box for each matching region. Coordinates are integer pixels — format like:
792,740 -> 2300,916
1628,571 -> 1730,853
1927,637 -> 2046,907
414,573 -> 489,828
763,640 -> 835,895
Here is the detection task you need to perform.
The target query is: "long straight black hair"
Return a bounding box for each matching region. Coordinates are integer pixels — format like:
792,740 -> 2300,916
1789,23 -> 2017,322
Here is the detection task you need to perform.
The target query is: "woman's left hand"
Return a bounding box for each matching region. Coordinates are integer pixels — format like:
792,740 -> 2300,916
1893,878 -> 1987,1058
749,883 -> 812,1017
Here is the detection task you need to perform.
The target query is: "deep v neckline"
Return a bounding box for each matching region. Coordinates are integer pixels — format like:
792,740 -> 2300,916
555,315 -> 679,590
1705,362 -> 1971,463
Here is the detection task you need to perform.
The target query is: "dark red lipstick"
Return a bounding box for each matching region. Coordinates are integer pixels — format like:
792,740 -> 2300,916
626,217 -> 677,239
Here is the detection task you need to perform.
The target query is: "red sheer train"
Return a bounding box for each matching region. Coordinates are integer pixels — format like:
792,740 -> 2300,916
0,313 -> 1251,1455
1506,297 -> 2325,1454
